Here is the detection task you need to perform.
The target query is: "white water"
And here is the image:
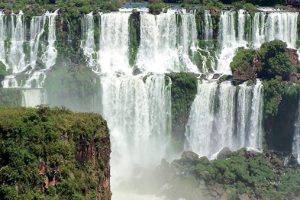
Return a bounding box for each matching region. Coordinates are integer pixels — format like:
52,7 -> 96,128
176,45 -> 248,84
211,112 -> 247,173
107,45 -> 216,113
98,12 -> 131,75
101,75 -> 171,189
185,80 -> 263,159
81,12 -> 97,69
217,10 -> 249,74
6,8 -> 297,199
136,10 -> 199,73
216,10 -> 299,74
203,10 -> 213,41
293,96 -> 300,163
0,10 -> 58,89
21,89 -> 46,107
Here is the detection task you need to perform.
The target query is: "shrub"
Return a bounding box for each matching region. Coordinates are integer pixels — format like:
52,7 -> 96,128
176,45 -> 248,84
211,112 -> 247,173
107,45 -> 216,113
230,48 -> 258,73
148,0 -> 166,14
258,40 -> 295,80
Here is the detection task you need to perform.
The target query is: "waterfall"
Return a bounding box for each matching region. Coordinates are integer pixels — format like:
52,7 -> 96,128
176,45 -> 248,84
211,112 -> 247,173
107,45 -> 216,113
81,12 -> 97,69
203,10 -> 213,41
21,89 -> 46,107
9,11 -> 26,74
252,11 -> 298,49
216,10 -> 298,74
42,11 -> 58,70
293,97 -> 300,163
0,10 -> 58,88
185,80 -> 263,159
29,15 -> 46,70
217,10 -> 248,74
101,75 -> 171,186
98,12 -> 131,75
136,10 -> 199,73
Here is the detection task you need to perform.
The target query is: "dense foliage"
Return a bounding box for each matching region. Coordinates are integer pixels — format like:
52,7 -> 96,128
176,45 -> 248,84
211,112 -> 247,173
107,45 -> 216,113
0,0 -> 123,13
149,0 -> 166,14
231,40 -> 296,82
230,48 -> 257,72
258,40 -> 295,80
167,73 -> 198,150
166,150 -> 300,199
230,40 -> 299,119
220,0 -> 285,6
230,48 -> 259,81
0,106 -> 109,200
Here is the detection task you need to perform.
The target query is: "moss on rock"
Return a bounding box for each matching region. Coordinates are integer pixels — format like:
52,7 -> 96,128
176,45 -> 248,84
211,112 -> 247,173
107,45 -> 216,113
167,72 -> 198,151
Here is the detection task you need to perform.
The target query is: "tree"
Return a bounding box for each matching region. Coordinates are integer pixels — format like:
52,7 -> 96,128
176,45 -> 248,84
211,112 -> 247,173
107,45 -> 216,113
258,40 -> 295,80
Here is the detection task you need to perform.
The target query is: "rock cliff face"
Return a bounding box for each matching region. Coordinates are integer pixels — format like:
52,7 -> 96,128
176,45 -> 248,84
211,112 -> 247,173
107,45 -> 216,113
0,106 -> 111,200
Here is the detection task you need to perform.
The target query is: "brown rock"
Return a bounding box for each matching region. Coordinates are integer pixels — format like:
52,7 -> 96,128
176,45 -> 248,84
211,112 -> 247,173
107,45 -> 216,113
286,48 -> 299,65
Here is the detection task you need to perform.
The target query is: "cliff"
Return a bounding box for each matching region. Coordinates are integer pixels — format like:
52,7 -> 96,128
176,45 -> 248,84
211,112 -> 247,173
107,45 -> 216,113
0,106 -> 111,200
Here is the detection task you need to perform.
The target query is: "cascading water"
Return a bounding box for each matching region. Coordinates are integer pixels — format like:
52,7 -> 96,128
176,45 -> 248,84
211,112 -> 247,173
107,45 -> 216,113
81,10 -> 173,199
98,12 -> 131,75
1,10 -> 58,89
217,10 -> 249,74
203,10 -> 213,41
216,10 -> 299,74
7,7 -> 299,199
252,11 -> 299,48
100,75 -> 171,187
21,89 -> 46,107
293,97 -> 300,164
185,80 -> 263,159
81,12 -> 97,69
136,10 -> 199,73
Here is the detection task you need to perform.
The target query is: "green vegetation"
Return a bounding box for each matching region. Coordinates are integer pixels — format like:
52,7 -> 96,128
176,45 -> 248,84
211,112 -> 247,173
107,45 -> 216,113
168,149 -> 300,199
149,0 -> 167,14
220,0 -> 285,6
230,47 -> 259,80
129,12 -> 140,66
230,40 -> 299,118
0,106 -> 110,200
258,40 -> 295,80
167,73 -> 198,150
0,0 -> 123,14
231,40 -> 296,82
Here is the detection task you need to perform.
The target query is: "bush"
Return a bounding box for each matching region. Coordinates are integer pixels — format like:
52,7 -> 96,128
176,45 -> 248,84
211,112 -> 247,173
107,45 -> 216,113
243,2 -> 257,12
258,40 -> 295,80
167,73 -> 198,151
230,48 -> 258,73
148,0 -> 166,14
204,0 -> 224,9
